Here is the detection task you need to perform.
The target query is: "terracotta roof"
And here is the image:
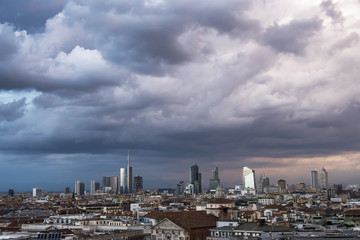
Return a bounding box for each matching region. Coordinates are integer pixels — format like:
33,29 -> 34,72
235,223 -> 293,232
147,211 -> 217,230
206,198 -> 234,204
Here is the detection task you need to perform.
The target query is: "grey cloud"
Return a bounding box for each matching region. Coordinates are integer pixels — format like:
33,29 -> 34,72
0,97 -> 26,121
64,0 -> 260,75
321,0 -> 344,24
330,32 -> 359,53
261,18 -> 322,55
0,24 -> 18,61
0,0 -> 67,33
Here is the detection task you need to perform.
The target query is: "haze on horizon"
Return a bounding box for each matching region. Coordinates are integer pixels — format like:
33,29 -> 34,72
1,0 -> 360,192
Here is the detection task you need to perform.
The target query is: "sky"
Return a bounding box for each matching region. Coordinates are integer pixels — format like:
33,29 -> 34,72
1,0 -> 360,192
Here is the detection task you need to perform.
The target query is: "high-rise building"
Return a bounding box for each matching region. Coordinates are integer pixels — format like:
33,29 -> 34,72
243,167 -> 256,190
8,189 -> 14,197
320,167 -> 328,189
33,187 -> 43,197
310,170 -> 318,190
120,168 -> 125,194
209,167 -> 220,191
190,164 -> 202,194
65,187 -> 70,194
120,152 -> 133,194
102,176 -> 118,193
75,180 -> 85,195
90,180 -> 100,195
176,181 -> 185,195
261,176 -> 270,193
134,176 -> 143,192
277,179 -> 287,192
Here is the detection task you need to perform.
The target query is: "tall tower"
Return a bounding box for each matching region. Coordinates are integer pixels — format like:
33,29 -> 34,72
120,152 -> 133,194
120,168 -> 126,194
320,167 -> 328,189
310,170 -> 318,190
127,152 -> 133,193
190,164 -> 202,194
209,167 -> 220,191
243,167 -> 256,190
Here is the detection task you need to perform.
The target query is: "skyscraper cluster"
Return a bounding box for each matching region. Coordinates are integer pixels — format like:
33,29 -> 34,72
71,152 -> 143,195
310,168 -> 329,190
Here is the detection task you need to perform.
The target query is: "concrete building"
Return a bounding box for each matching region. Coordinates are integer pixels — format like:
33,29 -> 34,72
32,187 -> 43,197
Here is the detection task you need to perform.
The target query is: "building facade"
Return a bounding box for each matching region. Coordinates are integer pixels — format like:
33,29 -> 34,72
311,170 -> 318,190
243,167 -> 256,190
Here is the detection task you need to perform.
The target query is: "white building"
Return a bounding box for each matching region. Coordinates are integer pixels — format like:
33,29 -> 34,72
32,187 -> 43,197
320,168 -> 328,189
243,167 -> 256,190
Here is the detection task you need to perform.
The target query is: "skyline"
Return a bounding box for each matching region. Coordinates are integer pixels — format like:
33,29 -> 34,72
1,0 -> 360,191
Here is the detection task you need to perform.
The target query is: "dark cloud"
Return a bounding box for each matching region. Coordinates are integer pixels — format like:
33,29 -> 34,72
0,0 -> 67,33
0,24 -> 18,61
0,0 -> 360,191
0,97 -> 26,122
261,18 -> 322,55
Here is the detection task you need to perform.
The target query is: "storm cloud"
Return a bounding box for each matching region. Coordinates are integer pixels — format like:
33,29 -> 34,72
0,0 -> 360,191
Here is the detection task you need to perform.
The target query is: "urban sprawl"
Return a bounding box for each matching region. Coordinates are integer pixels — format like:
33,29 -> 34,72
1,156 -> 360,239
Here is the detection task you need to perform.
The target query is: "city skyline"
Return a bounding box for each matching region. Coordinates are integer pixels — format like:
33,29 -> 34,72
1,0 -> 360,191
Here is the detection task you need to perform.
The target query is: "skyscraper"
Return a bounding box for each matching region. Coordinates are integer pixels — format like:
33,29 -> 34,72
243,167 -> 256,190
320,167 -> 328,189
32,187 -> 43,197
190,164 -> 202,194
120,152 -> 133,194
278,179 -> 287,192
310,170 -> 318,190
177,181 -> 185,195
209,167 -> 220,191
261,176 -> 270,193
102,176 -> 118,193
75,180 -> 85,195
90,180 -> 100,195
134,176 -> 143,192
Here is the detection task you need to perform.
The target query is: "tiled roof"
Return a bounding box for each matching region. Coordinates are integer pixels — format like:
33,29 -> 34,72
206,199 -> 234,204
234,223 -> 293,232
148,211 -> 217,230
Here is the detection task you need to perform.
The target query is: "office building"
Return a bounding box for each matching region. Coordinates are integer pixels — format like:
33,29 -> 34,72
261,176 -> 270,193
102,176 -> 118,193
120,152 -> 133,194
8,189 -> 14,197
75,180 -> 85,196
177,181 -> 185,195
90,180 -> 100,195
320,167 -> 328,189
278,179 -> 287,192
243,167 -> 256,190
311,170 -> 318,189
65,187 -> 70,194
134,176 -> 143,192
33,187 -> 43,197
209,167 -> 220,191
190,164 -> 202,194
